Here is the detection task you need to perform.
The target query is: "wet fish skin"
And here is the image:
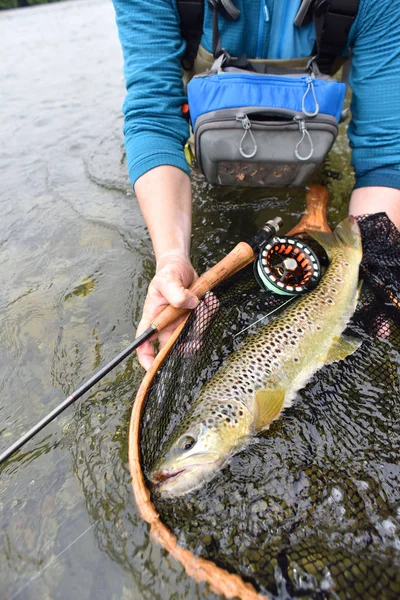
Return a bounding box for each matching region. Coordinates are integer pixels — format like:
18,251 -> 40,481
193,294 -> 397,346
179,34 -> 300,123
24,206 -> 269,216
151,217 -> 363,497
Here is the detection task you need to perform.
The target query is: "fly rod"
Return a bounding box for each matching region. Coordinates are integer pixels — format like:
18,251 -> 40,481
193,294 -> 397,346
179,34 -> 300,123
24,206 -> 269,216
0,217 -> 282,466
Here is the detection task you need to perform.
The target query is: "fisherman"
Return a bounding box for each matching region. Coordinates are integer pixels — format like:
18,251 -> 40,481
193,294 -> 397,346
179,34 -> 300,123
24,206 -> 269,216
111,0 -> 400,371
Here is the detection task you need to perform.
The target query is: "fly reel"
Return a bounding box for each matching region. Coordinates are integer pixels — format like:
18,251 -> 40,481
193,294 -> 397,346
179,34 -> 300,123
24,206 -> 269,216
255,236 -> 321,296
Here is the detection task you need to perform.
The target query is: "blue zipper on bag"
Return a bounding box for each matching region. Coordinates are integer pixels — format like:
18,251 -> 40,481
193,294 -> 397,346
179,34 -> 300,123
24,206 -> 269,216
256,0 -> 269,58
216,73 -> 311,85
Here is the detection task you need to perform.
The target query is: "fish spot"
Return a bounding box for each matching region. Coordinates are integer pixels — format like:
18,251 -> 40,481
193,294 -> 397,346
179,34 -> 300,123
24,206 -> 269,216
344,262 -> 350,267
335,277 -> 343,283
294,357 -> 300,363
316,325 -> 322,331
225,417 -> 231,423
297,328 -> 304,334
326,298 -> 334,305
331,288 -> 337,294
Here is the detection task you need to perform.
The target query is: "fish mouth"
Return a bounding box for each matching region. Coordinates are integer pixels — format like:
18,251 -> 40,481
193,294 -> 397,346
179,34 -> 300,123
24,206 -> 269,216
150,466 -> 187,486
150,453 -> 222,494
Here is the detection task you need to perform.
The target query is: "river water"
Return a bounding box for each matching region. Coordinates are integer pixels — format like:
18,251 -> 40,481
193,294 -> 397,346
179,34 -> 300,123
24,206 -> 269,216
0,1 -> 356,598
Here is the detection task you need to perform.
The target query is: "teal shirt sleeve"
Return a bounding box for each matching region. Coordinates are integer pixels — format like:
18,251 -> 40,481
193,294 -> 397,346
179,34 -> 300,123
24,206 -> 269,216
348,0 -> 400,190
112,0 -> 190,186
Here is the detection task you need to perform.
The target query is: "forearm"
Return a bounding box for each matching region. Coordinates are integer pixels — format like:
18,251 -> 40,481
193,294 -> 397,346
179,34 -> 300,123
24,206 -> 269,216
134,165 -> 193,262
349,186 -> 400,230
346,0 -> 400,212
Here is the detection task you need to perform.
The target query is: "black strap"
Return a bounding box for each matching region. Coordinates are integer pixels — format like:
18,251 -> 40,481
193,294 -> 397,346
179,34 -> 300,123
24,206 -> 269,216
177,0 -> 205,71
312,0 -> 360,74
177,0 -> 240,69
209,0 -> 240,58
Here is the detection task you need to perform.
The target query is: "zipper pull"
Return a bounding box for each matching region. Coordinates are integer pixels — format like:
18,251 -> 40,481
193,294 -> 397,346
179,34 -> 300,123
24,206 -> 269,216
236,112 -> 252,129
302,75 -> 319,117
294,116 -> 314,161
236,113 -> 258,158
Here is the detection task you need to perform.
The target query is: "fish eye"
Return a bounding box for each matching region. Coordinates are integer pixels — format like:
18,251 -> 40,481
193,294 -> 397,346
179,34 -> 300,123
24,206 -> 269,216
179,435 -> 196,451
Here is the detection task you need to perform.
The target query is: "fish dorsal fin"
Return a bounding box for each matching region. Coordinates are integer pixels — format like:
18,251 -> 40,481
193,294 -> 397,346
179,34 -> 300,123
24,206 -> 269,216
324,335 -> 362,365
254,388 -> 285,431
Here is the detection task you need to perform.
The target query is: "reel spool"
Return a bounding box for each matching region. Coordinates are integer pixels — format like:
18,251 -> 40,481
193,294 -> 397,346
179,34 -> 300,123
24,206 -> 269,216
255,236 -> 321,296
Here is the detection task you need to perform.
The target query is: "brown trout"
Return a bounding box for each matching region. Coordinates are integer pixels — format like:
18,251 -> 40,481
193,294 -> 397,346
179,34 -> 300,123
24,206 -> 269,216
151,217 -> 363,496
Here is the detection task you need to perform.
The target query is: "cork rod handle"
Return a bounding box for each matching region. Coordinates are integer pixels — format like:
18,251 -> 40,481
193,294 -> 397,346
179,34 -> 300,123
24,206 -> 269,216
151,241 -> 255,332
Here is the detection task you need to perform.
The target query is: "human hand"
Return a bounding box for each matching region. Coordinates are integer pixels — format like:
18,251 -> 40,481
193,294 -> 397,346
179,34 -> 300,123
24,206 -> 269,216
136,254 -> 199,371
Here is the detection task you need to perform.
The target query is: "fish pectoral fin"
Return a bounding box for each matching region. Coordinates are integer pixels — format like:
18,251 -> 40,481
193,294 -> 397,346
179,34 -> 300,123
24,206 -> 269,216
324,335 -> 362,365
254,388 -> 285,431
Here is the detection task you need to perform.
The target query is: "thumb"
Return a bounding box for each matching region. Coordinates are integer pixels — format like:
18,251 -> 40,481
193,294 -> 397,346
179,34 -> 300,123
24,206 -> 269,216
153,263 -> 199,309
154,272 -> 199,310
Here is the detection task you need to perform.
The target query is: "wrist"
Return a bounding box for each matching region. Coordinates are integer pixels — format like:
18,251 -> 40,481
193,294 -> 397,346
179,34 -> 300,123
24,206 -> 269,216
135,166 -> 193,263
156,250 -> 192,273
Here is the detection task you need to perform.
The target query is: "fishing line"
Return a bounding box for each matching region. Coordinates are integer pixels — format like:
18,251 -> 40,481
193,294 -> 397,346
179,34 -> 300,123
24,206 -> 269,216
10,521 -> 98,600
233,296 -> 296,339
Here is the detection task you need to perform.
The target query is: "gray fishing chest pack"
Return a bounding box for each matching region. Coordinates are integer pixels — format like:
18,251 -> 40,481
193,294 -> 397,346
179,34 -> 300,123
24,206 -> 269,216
189,60 -> 345,187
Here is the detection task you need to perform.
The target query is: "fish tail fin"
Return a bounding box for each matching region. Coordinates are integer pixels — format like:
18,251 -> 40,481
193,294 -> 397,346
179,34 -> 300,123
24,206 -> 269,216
307,216 -> 362,260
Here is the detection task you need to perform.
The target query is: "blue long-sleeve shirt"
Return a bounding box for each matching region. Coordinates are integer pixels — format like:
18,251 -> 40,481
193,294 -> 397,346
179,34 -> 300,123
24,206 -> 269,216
112,0 -> 400,191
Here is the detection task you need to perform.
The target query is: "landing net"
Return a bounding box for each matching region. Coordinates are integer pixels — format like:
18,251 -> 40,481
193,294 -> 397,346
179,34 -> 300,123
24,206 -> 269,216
132,212 -> 400,600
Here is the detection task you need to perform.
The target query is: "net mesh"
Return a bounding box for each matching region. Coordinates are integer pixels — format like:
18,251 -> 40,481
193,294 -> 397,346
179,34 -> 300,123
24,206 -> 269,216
140,213 -> 400,599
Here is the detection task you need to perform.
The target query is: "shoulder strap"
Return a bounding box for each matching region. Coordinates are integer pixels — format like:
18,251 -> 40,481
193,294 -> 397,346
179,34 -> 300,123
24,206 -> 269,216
177,0 -> 205,71
312,0 -> 360,75
177,0 -> 240,70
178,0 -> 359,74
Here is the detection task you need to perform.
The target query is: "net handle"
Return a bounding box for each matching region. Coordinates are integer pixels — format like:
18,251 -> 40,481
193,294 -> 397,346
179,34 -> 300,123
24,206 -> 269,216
152,241 -> 255,332
287,184 -> 332,236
